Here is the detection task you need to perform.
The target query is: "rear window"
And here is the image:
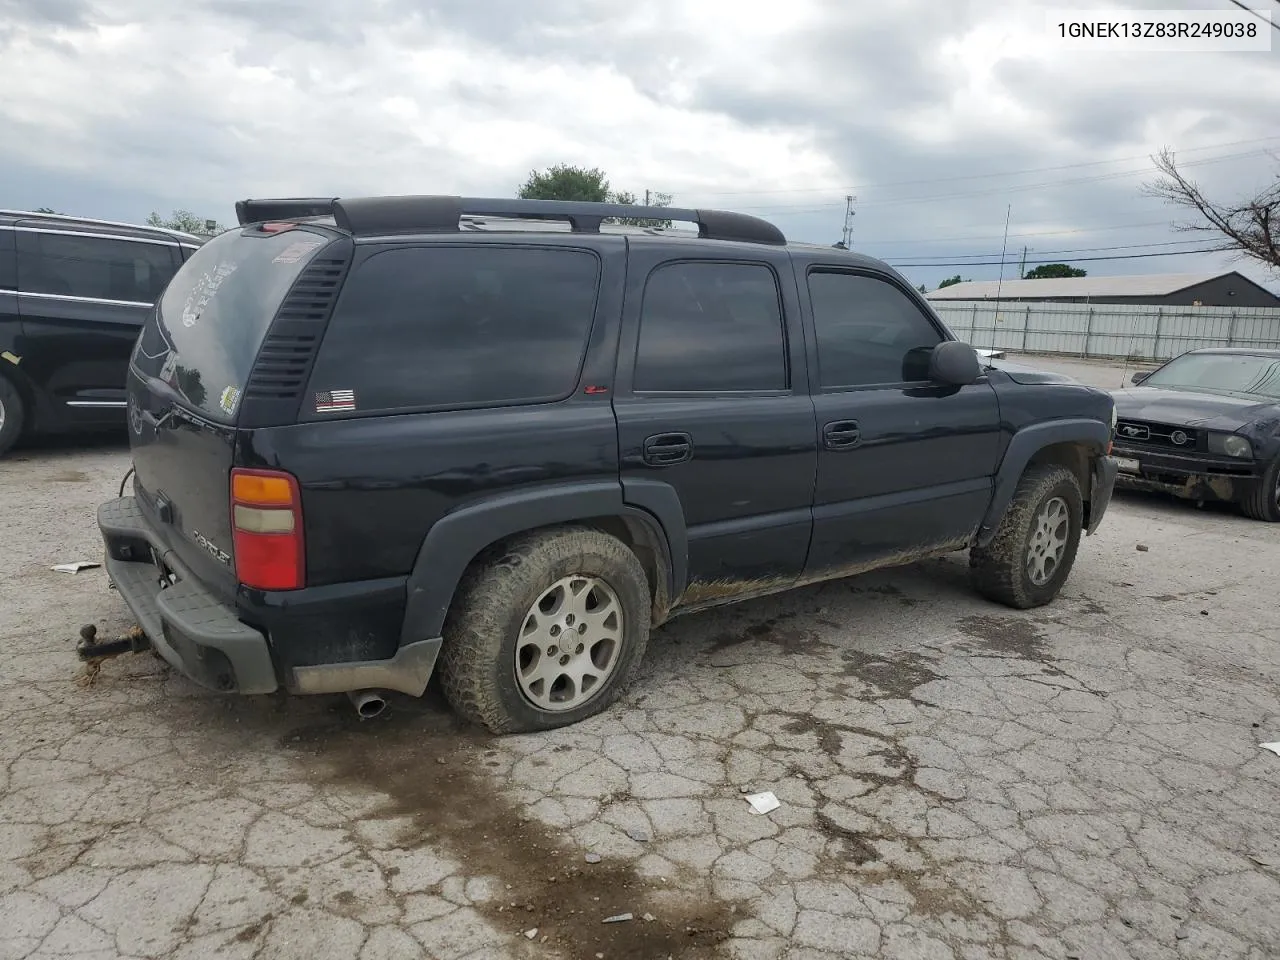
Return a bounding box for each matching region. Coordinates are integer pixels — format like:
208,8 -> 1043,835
303,245 -> 600,416
133,227 -> 332,421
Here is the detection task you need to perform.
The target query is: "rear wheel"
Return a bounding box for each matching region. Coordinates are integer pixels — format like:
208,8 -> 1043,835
970,464 -> 1083,609
438,526 -> 651,734
1240,455 -> 1280,522
0,375 -> 24,458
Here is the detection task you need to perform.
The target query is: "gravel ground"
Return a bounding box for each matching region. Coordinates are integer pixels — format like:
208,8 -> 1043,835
2,356 -> 1279,960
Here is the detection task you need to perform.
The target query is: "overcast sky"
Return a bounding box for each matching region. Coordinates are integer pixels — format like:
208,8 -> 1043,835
1,0 -> 1278,290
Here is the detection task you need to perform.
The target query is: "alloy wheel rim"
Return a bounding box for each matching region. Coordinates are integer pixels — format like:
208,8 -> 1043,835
514,575 -> 624,712
1027,496 -> 1069,586
0,396 -> 5,432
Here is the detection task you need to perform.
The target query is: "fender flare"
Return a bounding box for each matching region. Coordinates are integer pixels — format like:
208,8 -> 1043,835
975,418 -> 1110,547
399,480 -> 686,645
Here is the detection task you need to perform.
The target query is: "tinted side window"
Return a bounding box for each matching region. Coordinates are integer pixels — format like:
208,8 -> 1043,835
808,272 -> 944,387
0,230 -> 15,291
307,246 -> 600,413
634,261 -> 786,392
17,232 -> 176,303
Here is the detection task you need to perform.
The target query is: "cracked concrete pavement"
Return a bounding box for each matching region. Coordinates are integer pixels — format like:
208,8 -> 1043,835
3,361 -> 1280,960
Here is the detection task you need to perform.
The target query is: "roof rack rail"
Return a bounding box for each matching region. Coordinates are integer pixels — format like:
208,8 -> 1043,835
0,208 -> 204,244
234,195 -> 786,246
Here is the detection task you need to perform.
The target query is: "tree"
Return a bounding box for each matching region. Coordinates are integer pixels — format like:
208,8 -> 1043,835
1024,263 -> 1086,279
517,165 -> 672,227
147,209 -> 226,236
517,164 -> 612,202
917,283 -> 928,294
1145,147 -> 1279,270
34,206 -> 62,214
938,275 -> 966,289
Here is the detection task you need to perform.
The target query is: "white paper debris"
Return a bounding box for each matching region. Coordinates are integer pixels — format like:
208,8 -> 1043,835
602,913 -> 633,924
52,561 -> 100,574
745,791 -> 781,815
642,912 -> 656,922
524,929 -> 538,940
1260,742 -> 1280,757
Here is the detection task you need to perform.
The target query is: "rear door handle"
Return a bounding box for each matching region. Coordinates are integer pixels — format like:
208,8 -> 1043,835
642,432 -> 693,466
822,420 -> 862,450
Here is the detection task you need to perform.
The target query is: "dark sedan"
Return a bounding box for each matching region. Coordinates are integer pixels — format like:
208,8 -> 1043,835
1111,348 -> 1280,521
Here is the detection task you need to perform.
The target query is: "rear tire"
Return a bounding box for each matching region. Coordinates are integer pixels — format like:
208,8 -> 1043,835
970,465 -> 1083,610
1240,455 -> 1280,522
438,526 -> 651,734
0,375 -> 24,458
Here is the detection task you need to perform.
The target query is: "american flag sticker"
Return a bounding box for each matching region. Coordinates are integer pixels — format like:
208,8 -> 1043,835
315,389 -> 356,413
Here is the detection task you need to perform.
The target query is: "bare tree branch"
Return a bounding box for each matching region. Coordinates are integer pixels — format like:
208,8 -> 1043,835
1144,147 -> 1280,271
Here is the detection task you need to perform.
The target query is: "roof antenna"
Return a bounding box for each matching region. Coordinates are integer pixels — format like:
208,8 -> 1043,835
990,204 -> 1012,358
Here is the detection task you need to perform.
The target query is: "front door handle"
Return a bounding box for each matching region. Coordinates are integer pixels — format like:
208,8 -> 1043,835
642,432 -> 693,466
822,420 -> 862,450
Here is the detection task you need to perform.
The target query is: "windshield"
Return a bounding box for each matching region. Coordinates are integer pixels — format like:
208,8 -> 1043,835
131,226 -> 333,422
1144,352 -> 1280,399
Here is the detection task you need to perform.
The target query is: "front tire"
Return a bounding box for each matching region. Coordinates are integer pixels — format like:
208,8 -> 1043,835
438,526 -> 651,734
0,375 -> 25,458
970,465 -> 1083,609
1240,455 -> 1280,522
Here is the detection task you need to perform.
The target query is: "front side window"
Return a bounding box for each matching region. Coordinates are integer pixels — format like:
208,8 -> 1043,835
634,261 -> 787,392
305,245 -> 601,413
808,271 -> 944,388
18,232 -> 176,303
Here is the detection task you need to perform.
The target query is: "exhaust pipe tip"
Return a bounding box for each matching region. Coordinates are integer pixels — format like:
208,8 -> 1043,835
347,689 -> 389,719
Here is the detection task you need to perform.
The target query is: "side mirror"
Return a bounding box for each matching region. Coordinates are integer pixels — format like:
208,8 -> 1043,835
1130,371 -> 1151,385
929,341 -> 982,387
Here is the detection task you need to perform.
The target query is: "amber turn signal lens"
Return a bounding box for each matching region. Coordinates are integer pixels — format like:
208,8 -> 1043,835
232,473 -> 294,505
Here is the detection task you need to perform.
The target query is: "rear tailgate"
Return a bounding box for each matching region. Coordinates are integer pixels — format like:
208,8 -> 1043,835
127,224 -> 341,597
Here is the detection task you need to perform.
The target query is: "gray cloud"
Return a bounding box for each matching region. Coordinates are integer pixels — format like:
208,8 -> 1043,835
0,0 -> 1275,293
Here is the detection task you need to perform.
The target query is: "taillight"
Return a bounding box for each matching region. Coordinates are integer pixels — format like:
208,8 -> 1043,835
230,468 -> 304,590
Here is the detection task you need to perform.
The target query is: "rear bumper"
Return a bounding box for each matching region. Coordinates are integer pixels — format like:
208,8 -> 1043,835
1111,445 -> 1259,502
99,497 -> 277,694
98,497 -> 440,697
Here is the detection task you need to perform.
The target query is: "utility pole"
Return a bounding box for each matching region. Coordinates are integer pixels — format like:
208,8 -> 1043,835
644,189 -> 650,206
841,195 -> 856,249
1019,245 -> 1028,278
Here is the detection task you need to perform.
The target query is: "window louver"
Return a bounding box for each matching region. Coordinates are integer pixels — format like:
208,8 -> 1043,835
245,258 -> 347,401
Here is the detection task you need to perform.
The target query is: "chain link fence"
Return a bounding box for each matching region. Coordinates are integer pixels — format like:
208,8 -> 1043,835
931,300 -> 1280,362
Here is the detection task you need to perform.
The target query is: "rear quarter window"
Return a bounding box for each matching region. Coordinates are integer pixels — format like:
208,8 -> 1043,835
303,245 -> 601,416
133,227 -> 333,421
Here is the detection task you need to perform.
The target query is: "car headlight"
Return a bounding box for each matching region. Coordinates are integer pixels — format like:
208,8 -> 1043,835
1110,404 -> 1117,432
1207,433 -> 1252,459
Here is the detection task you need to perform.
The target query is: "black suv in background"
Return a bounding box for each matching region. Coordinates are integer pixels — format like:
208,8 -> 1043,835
0,210 -> 202,456
98,196 -> 1119,733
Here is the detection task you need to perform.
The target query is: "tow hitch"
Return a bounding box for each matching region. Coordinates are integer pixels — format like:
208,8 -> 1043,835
75,623 -> 151,685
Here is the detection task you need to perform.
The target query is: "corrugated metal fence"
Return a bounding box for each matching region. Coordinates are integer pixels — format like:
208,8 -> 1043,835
931,300 -> 1280,362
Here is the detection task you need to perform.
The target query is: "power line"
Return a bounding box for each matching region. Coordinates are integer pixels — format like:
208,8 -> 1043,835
729,148 -> 1271,213
859,220 -> 1175,245
888,238 -> 1210,261
887,247 -> 1224,268
678,134 -> 1280,198
1225,0 -> 1280,30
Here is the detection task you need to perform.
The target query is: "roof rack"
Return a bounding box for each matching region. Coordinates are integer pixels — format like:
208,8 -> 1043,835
0,208 -> 204,244
234,195 -> 786,246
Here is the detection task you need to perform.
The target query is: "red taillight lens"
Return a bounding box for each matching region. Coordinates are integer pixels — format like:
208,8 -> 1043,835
230,468 -> 304,590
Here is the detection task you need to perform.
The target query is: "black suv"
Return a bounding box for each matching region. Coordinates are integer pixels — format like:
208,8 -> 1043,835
0,210 -> 203,455
97,195 -> 1119,733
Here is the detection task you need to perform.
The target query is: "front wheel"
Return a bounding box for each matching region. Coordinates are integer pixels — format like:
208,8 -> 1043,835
1240,455 -> 1280,522
970,464 -> 1084,609
438,526 -> 651,734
